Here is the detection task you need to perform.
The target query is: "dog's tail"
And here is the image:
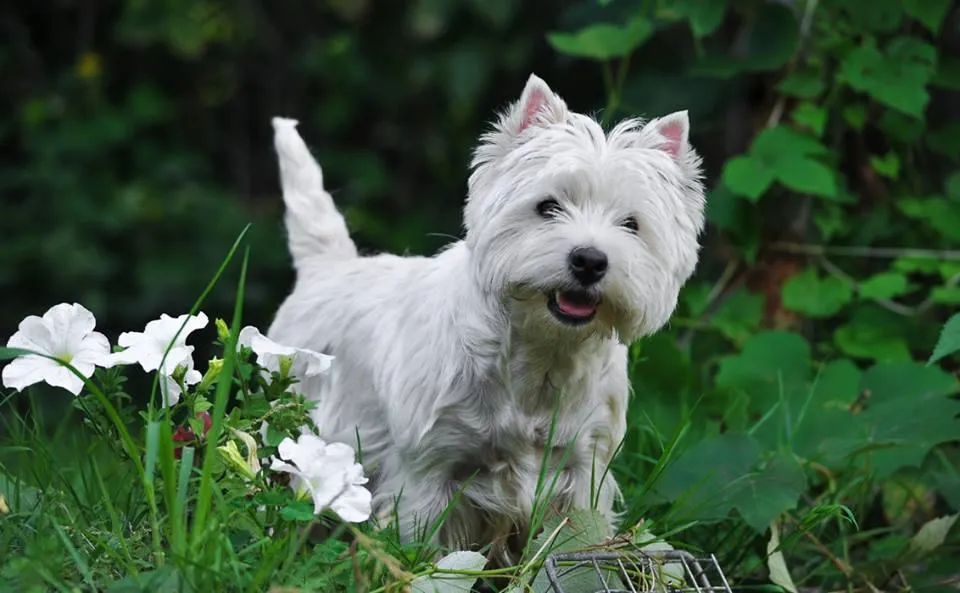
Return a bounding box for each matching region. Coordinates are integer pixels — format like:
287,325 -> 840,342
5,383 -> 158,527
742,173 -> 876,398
272,117 -> 357,266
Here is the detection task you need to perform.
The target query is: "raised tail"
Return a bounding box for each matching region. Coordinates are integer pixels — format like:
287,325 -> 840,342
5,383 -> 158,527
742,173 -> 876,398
272,117 -> 357,267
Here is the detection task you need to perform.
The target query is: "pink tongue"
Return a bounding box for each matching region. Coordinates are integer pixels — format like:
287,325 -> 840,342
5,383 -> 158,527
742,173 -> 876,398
556,295 -> 596,318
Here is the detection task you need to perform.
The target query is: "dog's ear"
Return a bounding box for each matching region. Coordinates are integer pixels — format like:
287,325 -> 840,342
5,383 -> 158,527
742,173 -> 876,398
503,74 -> 569,136
645,111 -> 691,161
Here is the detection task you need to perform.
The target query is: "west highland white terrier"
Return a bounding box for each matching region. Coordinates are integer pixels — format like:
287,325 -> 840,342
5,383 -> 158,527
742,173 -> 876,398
267,74 -> 706,563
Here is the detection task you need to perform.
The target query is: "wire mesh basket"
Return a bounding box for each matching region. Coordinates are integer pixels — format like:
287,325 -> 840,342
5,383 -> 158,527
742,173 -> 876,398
543,549 -> 733,593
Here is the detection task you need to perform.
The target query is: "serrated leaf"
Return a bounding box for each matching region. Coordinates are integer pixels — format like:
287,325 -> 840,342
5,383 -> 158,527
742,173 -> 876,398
903,0 -> 951,33
859,272 -> 909,300
753,125 -> 830,158
909,514 -> 958,555
767,522 -> 798,593
547,17 -> 653,60
410,551 -> 488,593
791,102 -> 827,136
722,156 -> 774,201
782,268 -> 853,317
840,0 -> 903,33
929,312 -> 960,364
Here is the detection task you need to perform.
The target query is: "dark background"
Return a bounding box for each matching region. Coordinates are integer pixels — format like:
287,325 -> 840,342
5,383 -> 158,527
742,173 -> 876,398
0,0 -> 756,342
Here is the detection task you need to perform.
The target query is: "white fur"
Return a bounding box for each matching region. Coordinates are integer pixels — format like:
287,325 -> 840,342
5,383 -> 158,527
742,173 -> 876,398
267,74 -> 705,562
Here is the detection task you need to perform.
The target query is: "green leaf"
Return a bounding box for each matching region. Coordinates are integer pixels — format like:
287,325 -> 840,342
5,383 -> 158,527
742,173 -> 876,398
863,361 -> 958,405
930,313 -> 960,364
547,17 -> 653,60
931,286 -> 960,305
529,508 -> 618,593
722,156 -> 774,201
839,37 -> 937,118
835,320 -> 911,362
903,0 -> 951,33
775,155 -> 838,198
870,152 -> 901,180
280,500 -> 315,522
791,102 -> 827,136
842,104 -> 868,130
752,125 -> 829,158
647,433 -> 762,518
782,268 -> 853,317
0,347 -> 35,361
859,272 -> 909,300
681,0 -> 727,38
689,2 -> 798,77
777,71 -> 825,99
410,551 -> 488,593
730,453 -> 807,532
711,288 -> 765,344
898,196 -> 960,241
716,331 -> 811,409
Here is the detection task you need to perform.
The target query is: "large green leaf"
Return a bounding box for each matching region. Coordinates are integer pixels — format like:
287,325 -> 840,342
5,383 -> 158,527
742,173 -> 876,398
782,268 -> 853,318
729,453 -> 807,532
930,313 -> 960,365
835,311 -> 912,362
547,17 -> 653,60
711,287 -> 765,344
678,0 -> 727,38
715,331 -> 811,410
839,37 -> 938,118
722,156 -> 774,201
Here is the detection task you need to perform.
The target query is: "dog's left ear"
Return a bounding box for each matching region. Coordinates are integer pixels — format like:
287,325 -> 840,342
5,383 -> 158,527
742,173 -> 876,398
502,74 -> 569,137
646,111 -> 691,161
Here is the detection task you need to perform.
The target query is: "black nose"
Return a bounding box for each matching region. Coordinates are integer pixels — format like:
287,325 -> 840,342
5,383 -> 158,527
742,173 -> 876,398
568,247 -> 608,286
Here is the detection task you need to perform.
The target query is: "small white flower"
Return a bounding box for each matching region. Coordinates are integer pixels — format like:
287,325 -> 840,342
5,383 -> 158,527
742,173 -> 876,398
270,433 -> 371,523
107,312 -> 208,375
2,303 -> 112,395
238,327 -> 333,382
157,359 -> 202,407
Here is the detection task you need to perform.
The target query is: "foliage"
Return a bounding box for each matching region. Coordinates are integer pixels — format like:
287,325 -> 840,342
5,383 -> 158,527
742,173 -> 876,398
2,0 -> 960,591
548,0 -> 960,589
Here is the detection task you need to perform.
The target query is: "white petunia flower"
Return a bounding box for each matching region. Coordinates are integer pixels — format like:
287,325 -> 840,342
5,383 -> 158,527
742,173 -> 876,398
270,433 -> 371,523
157,356 -> 202,407
2,303 -> 112,395
107,312 -> 208,376
238,326 -> 333,381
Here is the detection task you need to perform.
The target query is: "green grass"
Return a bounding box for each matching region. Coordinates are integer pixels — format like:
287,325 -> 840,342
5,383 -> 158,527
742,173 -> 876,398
1,233 -> 958,592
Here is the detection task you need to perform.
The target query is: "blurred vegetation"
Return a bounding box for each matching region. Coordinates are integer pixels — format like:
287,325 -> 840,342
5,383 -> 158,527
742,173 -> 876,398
2,0 -> 960,590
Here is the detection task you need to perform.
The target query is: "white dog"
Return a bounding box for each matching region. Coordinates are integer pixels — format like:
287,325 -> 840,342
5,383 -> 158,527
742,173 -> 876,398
267,74 -> 705,562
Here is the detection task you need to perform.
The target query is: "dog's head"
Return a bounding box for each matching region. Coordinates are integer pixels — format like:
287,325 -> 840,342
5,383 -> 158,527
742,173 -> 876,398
464,74 -> 706,343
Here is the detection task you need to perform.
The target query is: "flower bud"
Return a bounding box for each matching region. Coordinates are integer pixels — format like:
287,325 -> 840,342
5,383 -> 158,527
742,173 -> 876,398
198,357 -> 224,390
217,441 -> 258,482
215,318 -> 231,343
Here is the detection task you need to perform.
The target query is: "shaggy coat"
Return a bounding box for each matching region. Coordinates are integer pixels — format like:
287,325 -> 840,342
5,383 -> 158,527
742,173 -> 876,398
267,74 -> 705,562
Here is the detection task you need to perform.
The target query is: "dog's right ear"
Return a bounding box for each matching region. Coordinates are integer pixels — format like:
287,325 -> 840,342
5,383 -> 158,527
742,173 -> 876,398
499,74 -> 569,137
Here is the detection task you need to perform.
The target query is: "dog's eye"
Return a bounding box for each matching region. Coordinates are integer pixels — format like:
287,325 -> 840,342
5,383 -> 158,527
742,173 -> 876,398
536,198 -> 563,219
620,216 -> 640,233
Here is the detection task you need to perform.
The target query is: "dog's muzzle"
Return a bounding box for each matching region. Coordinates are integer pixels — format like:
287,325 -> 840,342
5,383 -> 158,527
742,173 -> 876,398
546,289 -> 601,325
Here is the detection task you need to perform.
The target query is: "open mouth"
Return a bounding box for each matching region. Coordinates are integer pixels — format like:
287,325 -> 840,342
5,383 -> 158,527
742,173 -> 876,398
546,289 -> 600,325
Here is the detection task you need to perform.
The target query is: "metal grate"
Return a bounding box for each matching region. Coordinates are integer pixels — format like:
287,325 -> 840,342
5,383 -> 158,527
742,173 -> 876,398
543,550 -> 733,593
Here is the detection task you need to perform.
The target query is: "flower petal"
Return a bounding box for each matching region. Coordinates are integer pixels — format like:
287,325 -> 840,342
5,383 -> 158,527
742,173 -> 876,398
7,315 -> 55,354
42,364 -> 86,395
44,303 -> 97,354
72,332 -> 113,368
2,356 -> 57,392
331,485 -> 373,523
292,347 -> 334,377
